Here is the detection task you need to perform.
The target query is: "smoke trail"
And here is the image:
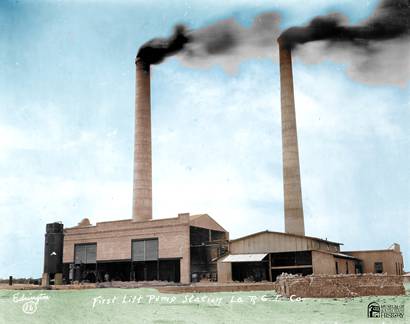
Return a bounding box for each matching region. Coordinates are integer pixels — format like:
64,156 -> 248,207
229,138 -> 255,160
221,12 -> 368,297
137,13 -> 281,72
279,0 -> 410,86
137,0 -> 409,85
180,12 -> 281,72
279,0 -> 410,49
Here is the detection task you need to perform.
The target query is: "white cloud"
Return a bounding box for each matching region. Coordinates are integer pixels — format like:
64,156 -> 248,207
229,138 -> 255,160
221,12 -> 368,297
0,175 -> 132,277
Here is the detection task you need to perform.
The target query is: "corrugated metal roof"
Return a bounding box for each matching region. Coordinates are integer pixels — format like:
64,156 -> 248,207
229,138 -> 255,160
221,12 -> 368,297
331,252 -> 360,260
314,250 -> 360,260
229,230 -> 343,245
221,253 -> 268,262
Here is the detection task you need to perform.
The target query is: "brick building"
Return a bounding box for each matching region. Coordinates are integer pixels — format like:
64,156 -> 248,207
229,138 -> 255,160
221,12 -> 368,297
60,214 -> 228,284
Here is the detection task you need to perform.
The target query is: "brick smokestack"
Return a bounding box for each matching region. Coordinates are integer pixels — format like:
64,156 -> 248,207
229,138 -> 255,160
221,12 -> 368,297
132,59 -> 152,221
278,39 -> 305,236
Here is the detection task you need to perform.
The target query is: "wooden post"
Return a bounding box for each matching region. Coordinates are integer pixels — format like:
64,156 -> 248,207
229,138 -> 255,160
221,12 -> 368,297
268,254 -> 273,282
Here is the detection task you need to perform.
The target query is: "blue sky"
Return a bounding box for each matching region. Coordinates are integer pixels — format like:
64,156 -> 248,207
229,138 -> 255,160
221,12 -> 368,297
0,0 -> 408,278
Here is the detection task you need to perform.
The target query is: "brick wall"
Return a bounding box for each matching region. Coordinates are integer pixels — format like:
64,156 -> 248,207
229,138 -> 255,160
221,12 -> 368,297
63,215 -> 191,283
276,274 -> 405,298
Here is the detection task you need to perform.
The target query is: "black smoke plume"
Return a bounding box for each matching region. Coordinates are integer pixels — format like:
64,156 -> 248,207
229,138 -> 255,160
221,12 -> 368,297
280,0 -> 410,86
279,0 -> 410,48
137,25 -> 190,70
137,13 -> 281,72
137,0 -> 409,85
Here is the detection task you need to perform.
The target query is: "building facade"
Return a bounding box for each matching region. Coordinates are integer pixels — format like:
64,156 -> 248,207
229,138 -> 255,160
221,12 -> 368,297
217,231 -> 403,282
58,213 -> 228,284
43,220 -> 404,285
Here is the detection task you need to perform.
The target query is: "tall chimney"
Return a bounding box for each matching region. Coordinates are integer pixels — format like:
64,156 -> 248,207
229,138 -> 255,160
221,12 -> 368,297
278,40 -> 305,236
132,59 -> 152,221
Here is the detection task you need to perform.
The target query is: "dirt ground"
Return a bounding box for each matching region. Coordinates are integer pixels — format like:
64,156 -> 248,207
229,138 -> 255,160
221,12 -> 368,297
0,283 -> 408,323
